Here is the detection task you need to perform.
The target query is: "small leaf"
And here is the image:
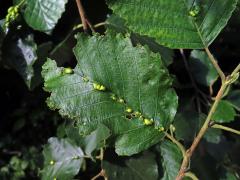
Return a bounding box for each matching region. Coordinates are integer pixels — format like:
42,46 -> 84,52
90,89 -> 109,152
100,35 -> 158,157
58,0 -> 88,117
204,128 -> 222,144
108,0 -> 238,48
84,124 -> 110,156
212,100 -> 236,123
103,152 -> 158,180
160,141 -> 182,180
42,137 -> 84,180
189,50 -> 218,86
227,90 -> 240,111
24,0 -> 68,34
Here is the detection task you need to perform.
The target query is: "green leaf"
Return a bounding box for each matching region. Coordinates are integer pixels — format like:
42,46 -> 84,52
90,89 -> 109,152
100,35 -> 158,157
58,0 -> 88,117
42,137 -> 84,180
212,100 -> 236,123
189,50 -> 218,86
227,90 -> 240,111
2,33 -> 38,89
103,152 -> 158,180
160,141 -> 182,180
24,0 -> 68,34
42,33 -> 178,155
84,124 -> 110,156
220,171 -> 238,180
108,0 -> 238,49
174,111 -> 205,142
204,128 -> 222,144
106,14 -> 174,66
65,124 -> 110,156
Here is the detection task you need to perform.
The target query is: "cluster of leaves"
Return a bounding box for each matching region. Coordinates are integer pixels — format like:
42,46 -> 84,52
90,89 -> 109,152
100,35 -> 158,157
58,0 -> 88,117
0,0 -> 240,179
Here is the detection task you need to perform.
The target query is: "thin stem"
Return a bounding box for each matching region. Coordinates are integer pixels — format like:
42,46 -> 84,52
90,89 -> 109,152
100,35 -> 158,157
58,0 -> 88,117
75,0 -> 96,33
73,22 -> 106,31
165,132 -> 186,157
180,49 -> 209,103
180,49 -> 198,91
176,82 -> 228,180
231,63 -> 240,76
17,0 -> 26,7
212,124 -> 240,135
94,22 -> 106,28
185,172 -> 199,180
91,169 -> 108,180
205,47 -> 226,83
50,22 -> 106,57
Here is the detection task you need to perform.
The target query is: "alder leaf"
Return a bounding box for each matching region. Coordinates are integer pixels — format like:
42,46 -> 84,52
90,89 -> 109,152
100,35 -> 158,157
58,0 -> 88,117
189,50 -> 218,86
42,137 -> 84,180
42,33 -> 178,155
108,0 -> 238,48
160,141 -> 182,180
227,90 -> 240,111
212,100 -> 236,123
24,0 -> 68,34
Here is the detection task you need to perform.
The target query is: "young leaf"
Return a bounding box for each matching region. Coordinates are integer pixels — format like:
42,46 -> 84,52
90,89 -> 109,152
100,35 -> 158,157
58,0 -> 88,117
108,0 -> 238,49
173,111 -> 205,142
160,141 -> 182,180
189,50 -> 218,86
227,90 -> 240,111
42,33 -> 178,155
212,100 -> 236,123
42,137 -> 84,180
83,124 -> 110,156
103,152 -> 158,180
24,0 -> 68,34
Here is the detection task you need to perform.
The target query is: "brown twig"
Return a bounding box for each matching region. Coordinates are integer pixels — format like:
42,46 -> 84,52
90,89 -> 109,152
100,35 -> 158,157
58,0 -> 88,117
75,0 -> 95,33
176,54 -> 240,179
180,49 -> 209,104
176,81 -> 227,180
91,169 -> 108,180
205,47 -> 226,83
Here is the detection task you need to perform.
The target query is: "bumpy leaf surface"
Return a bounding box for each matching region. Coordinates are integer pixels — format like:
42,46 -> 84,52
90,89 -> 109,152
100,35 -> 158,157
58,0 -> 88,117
108,0 -> 238,48
42,137 -> 84,180
42,33 -> 178,155
24,0 -> 68,34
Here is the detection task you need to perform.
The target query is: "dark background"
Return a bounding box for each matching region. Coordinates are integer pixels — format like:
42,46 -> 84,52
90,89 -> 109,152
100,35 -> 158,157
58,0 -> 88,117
0,0 -> 240,179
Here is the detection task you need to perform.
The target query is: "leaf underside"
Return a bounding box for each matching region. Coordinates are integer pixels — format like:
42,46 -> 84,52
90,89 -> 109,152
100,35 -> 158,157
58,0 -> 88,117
108,0 -> 238,49
24,0 -> 68,34
42,33 -> 178,155
42,138 -> 84,180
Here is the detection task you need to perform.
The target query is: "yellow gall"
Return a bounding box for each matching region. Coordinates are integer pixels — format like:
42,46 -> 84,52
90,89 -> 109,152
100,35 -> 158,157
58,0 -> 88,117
126,108 -> 133,113
99,85 -> 106,91
50,160 -> 55,165
64,67 -> 73,74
